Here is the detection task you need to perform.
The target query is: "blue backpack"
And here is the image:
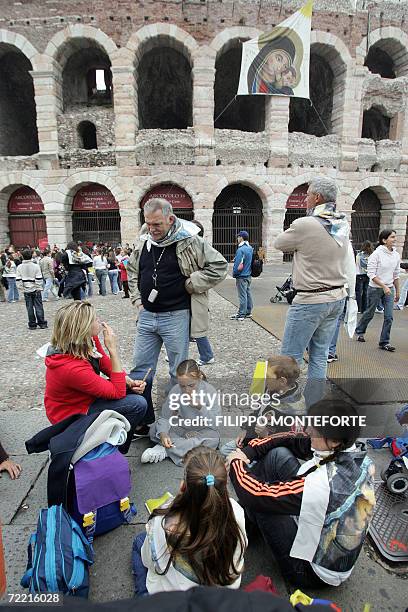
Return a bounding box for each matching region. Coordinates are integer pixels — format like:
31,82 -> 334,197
21,505 -> 94,597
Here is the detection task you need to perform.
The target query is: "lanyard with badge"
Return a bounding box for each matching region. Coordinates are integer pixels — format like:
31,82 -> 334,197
148,246 -> 166,303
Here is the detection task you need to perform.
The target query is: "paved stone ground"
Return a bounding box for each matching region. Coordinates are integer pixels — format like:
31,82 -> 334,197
0,287 -> 407,610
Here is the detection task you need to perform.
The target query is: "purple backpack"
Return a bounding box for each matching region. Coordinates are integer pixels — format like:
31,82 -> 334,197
68,443 -> 136,541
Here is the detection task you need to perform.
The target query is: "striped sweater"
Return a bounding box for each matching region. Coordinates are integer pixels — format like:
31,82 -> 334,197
15,261 -> 44,293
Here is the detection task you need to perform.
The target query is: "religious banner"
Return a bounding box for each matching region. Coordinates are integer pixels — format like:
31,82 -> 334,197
237,0 -> 313,98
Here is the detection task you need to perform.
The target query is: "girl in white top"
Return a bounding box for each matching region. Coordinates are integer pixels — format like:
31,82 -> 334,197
93,251 -> 108,270
133,446 -> 247,595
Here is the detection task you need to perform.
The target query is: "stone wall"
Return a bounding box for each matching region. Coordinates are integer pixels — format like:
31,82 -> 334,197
57,106 -> 115,150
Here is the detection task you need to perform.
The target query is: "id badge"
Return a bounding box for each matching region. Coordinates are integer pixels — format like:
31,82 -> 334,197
148,288 -> 158,303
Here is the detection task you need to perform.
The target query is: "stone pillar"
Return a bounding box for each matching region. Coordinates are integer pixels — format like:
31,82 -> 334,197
31,63 -> 61,168
265,96 -> 289,168
0,201 -> 9,249
193,207 -> 213,245
340,66 -> 366,172
265,206 -> 286,263
399,109 -> 408,174
112,50 -> 137,166
389,208 -> 406,254
192,47 -> 216,166
120,207 -> 141,247
44,210 -> 72,247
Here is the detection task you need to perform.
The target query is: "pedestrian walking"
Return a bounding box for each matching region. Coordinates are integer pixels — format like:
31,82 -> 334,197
107,250 -> 119,294
40,248 -> 56,301
274,176 -> 355,407
3,254 -> 19,302
355,229 -> 400,352
355,241 -> 373,313
128,198 -> 227,384
230,231 -> 254,321
0,254 -> 6,303
61,241 -> 93,301
119,252 -> 130,299
15,249 -> 48,330
93,248 -> 109,296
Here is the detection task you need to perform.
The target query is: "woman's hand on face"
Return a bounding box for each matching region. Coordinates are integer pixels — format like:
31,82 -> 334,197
225,449 -> 250,471
102,322 -> 118,354
125,377 -> 146,394
0,459 -> 22,480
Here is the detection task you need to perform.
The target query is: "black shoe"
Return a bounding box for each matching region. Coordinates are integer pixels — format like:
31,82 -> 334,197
327,354 -> 338,363
122,295 -> 130,299
28,326 -> 37,330
132,424 -> 151,441
379,344 -> 396,352
39,325 -> 48,329
357,335 -> 365,342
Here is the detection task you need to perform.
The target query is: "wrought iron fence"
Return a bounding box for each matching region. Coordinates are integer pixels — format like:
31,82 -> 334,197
212,208 -> 263,262
72,210 -> 121,246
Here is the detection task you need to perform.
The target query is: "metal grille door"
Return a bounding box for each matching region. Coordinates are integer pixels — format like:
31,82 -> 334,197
212,185 -> 263,262
351,190 -> 381,251
72,210 -> 121,246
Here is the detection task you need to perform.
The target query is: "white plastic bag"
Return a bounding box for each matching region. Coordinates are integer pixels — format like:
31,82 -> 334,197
344,298 -> 358,338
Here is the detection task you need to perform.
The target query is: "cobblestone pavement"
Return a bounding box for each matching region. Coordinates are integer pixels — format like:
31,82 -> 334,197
0,290 -> 407,610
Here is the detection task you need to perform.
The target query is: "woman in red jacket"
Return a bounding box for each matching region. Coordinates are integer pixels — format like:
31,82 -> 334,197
44,301 -> 151,453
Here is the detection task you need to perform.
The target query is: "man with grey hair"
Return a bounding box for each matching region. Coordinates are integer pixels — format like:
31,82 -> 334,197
274,176 -> 355,406
127,197 -> 228,406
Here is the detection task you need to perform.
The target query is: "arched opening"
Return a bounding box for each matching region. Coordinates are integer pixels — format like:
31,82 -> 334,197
351,189 -> 381,252
78,121 -> 98,149
0,45 -> 39,156
137,44 -> 192,129
361,107 -> 391,141
283,184 -> 308,262
8,187 -> 47,248
212,184 -> 263,261
214,42 -> 265,132
402,217 -> 408,260
364,44 -> 396,79
140,184 -> 194,225
72,184 -> 121,246
289,53 -> 333,136
60,40 -> 113,110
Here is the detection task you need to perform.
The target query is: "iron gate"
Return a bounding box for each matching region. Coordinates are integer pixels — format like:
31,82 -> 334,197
8,215 -> 48,249
72,210 -> 121,246
212,185 -> 263,262
283,208 -> 307,262
351,190 -> 381,251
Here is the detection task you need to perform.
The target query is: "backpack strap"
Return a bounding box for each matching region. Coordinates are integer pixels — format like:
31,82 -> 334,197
20,533 -> 36,589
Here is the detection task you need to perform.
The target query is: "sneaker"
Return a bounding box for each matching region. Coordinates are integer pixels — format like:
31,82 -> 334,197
141,444 -> 167,464
375,308 -> 384,313
39,325 -> 48,329
357,335 -> 365,342
132,424 -> 151,440
379,344 -> 396,352
197,358 -> 215,366
245,313 -> 252,318
230,315 -> 245,321
394,305 -> 404,310
327,354 -> 338,363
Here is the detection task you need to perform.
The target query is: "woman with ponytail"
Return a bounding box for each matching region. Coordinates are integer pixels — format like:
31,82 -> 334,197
132,447 -> 247,595
227,399 -> 375,588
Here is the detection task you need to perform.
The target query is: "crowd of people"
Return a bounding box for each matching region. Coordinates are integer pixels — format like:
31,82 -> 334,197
1,180 -> 404,600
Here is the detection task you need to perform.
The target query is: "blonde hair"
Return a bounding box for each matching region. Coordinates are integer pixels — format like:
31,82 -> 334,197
51,301 -> 96,360
176,359 -> 207,381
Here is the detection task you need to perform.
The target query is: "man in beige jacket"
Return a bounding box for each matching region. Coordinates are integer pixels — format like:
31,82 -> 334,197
128,198 -> 228,388
274,176 -> 355,406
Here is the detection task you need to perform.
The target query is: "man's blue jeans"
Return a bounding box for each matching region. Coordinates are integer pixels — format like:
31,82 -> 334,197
236,277 -> 253,316
281,298 -> 345,407
7,278 -> 19,302
196,336 -> 214,362
133,308 -> 190,384
42,277 -> 53,300
95,269 -> 108,296
356,286 -> 394,346
132,532 -> 148,596
328,299 -> 347,356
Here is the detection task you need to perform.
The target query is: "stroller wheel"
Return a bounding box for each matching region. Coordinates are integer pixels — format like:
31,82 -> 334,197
270,296 -> 276,303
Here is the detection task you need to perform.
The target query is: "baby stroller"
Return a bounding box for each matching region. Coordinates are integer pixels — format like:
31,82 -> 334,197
270,275 -> 295,304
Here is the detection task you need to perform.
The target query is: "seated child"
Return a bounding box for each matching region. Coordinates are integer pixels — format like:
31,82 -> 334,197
221,355 -> 304,456
141,359 -> 221,466
132,447 -> 247,595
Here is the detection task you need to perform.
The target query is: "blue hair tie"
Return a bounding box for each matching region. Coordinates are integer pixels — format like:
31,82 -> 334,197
205,474 -> 215,486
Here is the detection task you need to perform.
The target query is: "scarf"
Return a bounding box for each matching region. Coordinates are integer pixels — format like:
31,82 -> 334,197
140,217 -> 200,252
308,202 -> 350,247
67,249 -> 92,265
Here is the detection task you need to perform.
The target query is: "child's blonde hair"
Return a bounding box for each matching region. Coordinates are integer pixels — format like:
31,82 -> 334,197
176,359 -> 207,381
266,355 -> 300,385
51,301 -> 96,360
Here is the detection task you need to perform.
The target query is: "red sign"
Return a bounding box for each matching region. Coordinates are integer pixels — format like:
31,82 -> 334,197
73,184 -> 119,211
141,185 -> 193,210
286,184 -> 308,209
8,187 -> 44,214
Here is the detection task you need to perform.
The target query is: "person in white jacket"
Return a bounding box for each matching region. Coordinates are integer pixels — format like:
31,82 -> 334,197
355,229 -> 400,352
132,447 -> 247,595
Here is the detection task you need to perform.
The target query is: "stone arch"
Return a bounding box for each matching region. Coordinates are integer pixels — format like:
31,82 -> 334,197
126,23 -> 198,66
134,173 -> 196,209
44,25 -> 117,67
58,171 -> 125,214
0,29 -> 39,67
211,28 -> 265,132
212,174 -> 272,210
290,31 -> 351,137
349,181 -> 398,250
357,27 -> 408,77
0,176 -> 48,247
348,179 -> 398,211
